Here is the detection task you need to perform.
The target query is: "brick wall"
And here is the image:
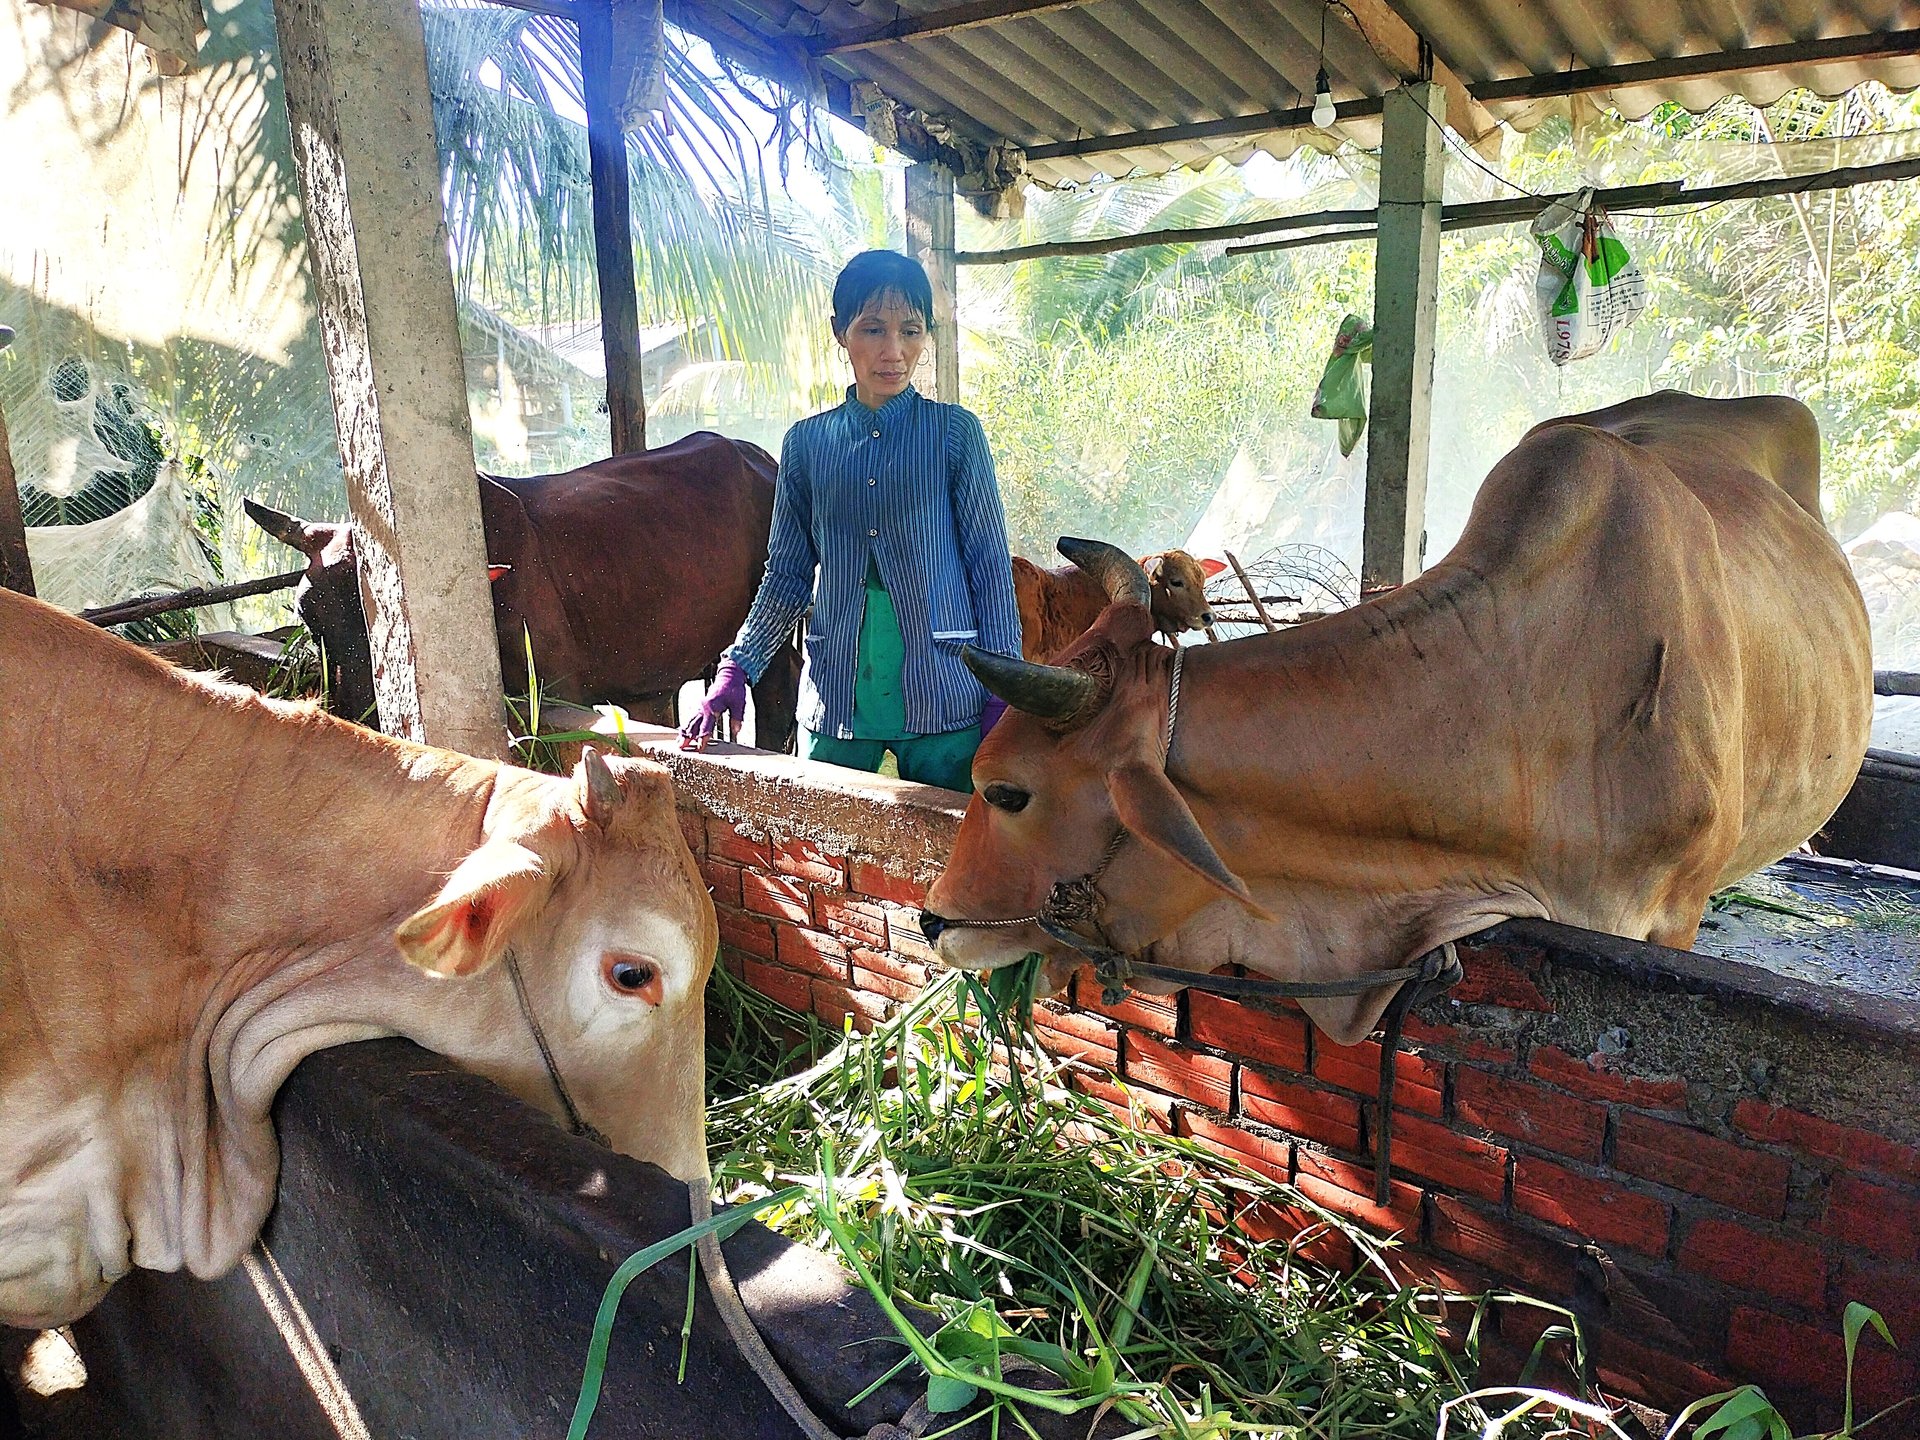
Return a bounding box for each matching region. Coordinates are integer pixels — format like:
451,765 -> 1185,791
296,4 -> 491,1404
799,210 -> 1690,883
630,727 -> 1920,1432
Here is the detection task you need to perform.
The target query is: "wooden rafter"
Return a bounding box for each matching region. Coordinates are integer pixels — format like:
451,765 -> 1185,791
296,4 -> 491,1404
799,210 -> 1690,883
1470,28 -> 1920,103
805,0 -> 1099,58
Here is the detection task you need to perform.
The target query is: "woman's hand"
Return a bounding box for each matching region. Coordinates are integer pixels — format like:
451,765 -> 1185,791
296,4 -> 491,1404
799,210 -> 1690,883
680,659 -> 749,749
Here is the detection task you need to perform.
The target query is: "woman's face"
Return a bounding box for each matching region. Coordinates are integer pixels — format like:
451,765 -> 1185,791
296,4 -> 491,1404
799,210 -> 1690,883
834,292 -> 927,405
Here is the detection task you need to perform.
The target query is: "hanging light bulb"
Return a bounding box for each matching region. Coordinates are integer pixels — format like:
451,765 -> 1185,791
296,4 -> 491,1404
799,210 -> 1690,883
1312,66 -> 1337,129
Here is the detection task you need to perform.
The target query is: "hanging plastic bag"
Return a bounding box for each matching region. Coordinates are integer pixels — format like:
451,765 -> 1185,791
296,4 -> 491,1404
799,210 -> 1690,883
1310,314 -> 1374,456
1532,189 -> 1647,365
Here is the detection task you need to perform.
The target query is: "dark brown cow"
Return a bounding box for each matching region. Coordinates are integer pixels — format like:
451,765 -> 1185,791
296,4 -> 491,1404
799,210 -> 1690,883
247,432 -> 799,749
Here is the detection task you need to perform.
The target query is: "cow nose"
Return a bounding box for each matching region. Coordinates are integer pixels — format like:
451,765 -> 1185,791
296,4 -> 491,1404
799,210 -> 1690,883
918,910 -> 947,943
1199,610 -> 1215,626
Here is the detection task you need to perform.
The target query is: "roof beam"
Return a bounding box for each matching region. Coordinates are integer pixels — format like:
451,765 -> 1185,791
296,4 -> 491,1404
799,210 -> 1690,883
1333,0 -> 1501,153
1021,96 -> 1383,162
1471,29 -> 1920,103
805,0 -> 1099,58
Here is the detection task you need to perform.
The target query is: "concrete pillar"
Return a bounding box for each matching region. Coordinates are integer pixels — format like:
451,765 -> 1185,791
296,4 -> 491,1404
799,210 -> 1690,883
581,1 -> 647,455
904,162 -> 960,402
273,0 -> 508,758
1362,81 -> 1446,590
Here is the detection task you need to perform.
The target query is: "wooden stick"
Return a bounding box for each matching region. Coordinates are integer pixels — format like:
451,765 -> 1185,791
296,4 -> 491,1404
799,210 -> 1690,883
1223,550 -> 1278,633
82,568 -> 305,629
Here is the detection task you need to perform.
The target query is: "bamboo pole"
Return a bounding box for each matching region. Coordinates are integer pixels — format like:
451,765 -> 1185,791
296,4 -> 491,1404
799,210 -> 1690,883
81,569 -> 305,629
1223,551 -> 1278,633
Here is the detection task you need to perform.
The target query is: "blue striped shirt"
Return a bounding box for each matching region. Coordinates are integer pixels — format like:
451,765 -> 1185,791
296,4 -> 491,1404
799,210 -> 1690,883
725,385 -> 1021,739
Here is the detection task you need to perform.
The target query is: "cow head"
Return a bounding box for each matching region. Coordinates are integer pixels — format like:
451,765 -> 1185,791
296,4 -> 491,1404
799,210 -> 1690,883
925,540 -> 1264,988
1142,549 -> 1224,636
392,748 -> 717,1181
244,499 -> 375,722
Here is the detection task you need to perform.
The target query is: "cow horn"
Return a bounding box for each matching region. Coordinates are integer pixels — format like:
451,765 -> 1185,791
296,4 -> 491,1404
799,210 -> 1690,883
1058,537 -> 1151,609
244,497 -> 321,557
962,644 -> 1096,722
577,746 -> 622,827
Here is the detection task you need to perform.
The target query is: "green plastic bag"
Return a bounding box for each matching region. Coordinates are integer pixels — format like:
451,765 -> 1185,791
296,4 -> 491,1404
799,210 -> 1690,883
1532,188 -> 1647,365
1310,313 -> 1374,456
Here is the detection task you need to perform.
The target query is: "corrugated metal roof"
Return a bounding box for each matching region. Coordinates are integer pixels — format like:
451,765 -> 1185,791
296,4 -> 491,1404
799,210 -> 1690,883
677,0 -> 1920,185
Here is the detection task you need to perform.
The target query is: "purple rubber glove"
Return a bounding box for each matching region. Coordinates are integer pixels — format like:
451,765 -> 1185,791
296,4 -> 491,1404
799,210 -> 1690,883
680,659 -> 748,749
980,695 -> 1009,736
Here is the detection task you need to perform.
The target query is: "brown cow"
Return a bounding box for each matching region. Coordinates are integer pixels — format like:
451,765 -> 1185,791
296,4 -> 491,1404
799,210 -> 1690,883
1012,547 -> 1223,661
247,430 -> 800,749
0,588 -> 715,1328
923,392 -> 1872,1045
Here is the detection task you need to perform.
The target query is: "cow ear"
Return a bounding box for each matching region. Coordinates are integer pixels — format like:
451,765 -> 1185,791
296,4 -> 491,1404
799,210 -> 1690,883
395,842 -> 549,978
1198,558 -> 1227,579
1107,762 -> 1268,918
1141,554 -> 1164,581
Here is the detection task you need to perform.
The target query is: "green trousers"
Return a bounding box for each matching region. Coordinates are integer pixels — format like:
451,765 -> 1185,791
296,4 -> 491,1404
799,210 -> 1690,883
804,561 -> 980,794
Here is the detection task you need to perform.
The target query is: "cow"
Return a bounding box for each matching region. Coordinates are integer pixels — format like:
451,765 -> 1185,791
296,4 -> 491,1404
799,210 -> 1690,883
0,587 -> 716,1329
245,430 -> 800,751
1012,548 -> 1223,661
922,391 -> 1873,1047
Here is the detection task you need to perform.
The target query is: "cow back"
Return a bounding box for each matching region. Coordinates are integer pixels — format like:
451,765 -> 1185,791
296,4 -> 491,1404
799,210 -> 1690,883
481,433 -> 778,704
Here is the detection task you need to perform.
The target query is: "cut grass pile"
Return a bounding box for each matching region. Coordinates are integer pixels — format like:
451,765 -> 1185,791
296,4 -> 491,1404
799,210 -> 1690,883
705,964 -> 1559,1438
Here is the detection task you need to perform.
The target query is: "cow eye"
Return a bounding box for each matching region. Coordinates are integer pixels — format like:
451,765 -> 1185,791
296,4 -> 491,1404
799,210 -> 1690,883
603,955 -> 662,1000
983,782 -> 1029,813
1168,577 -> 1185,588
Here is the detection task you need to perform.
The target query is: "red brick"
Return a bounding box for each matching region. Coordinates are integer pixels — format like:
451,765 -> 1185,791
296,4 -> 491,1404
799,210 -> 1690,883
775,924 -> 851,982
710,825 -> 772,868
1528,1045 -> 1689,1109
883,909 -> 940,966
813,892 -> 889,948
1816,1175 -> 1920,1262
1734,1101 -> 1920,1185
1841,1258 -> 1920,1338
741,869 -> 810,924
1613,1112 -> 1791,1220
1513,1156 -> 1671,1256
1591,1331 -> 1734,1416
1454,1068 -> 1606,1162
847,945 -> 928,992
851,964 -> 921,1003
742,958 -> 810,1012
849,859 -> 927,908
1677,1218 -> 1830,1310
1727,1306 -> 1915,1413
716,906 -> 776,962
676,808 -> 706,857
1400,1013 -> 1517,1065
1073,968 -> 1179,1036
698,858 -> 743,910
812,980 -> 890,1033
1294,1148 -> 1422,1236
1176,1111 -> 1291,1183
1031,1006 -> 1118,1068
1450,944 -> 1552,1010
1125,1032 -> 1234,1111
1073,1071 -> 1174,1133
1428,1193 -> 1576,1293
1312,1037 -> 1444,1115
1239,1070 -> 1363,1151
1383,1112 -> 1508,1203
1188,993 -> 1309,1072
773,837 -> 846,888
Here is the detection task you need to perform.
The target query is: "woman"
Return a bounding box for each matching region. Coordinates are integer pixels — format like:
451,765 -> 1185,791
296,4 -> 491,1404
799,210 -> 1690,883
679,250 -> 1018,792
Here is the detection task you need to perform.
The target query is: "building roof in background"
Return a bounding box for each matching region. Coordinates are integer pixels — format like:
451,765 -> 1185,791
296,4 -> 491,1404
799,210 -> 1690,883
667,0 -> 1920,186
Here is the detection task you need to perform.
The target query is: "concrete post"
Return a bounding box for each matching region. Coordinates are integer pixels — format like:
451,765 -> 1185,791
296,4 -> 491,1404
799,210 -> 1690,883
904,162 -> 960,402
273,0 -> 508,758
1362,81 -> 1446,590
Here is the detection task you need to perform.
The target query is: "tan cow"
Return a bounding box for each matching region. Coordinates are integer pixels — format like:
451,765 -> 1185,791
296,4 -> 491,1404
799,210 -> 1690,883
0,590 -> 715,1328
1013,548 -> 1223,661
924,392 -> 1872,1045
